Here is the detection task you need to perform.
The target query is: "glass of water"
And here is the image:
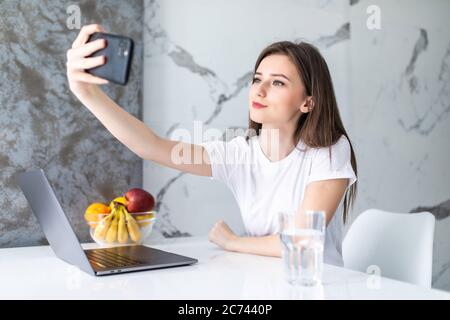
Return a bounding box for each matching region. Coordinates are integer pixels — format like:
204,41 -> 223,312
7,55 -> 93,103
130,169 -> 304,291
278,210 -> 326,286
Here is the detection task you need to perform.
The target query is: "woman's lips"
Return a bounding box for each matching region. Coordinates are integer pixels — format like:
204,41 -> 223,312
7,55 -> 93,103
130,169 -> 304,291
252,101 -> 268,109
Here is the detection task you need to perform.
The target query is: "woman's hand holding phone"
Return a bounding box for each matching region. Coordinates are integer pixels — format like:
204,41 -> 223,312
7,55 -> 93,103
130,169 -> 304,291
66,24 -> 109,99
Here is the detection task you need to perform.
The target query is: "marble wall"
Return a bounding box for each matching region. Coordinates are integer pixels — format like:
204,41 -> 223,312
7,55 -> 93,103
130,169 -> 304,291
349,0 -> 450,290
0,0 -> 143,247
143,0 -> 450,290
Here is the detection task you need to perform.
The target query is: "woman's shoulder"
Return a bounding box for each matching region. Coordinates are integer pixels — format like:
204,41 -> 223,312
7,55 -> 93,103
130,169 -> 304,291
200,135 -> 251,158
315,135 -> 350,153
307,135 -> 352,167
299,135 -> 350,154
332,135 -> 351,153
224,135 -> 252,152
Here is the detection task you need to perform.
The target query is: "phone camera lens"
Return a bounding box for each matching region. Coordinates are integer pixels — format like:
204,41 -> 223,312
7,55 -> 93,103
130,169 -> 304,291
117,41 -> 129,57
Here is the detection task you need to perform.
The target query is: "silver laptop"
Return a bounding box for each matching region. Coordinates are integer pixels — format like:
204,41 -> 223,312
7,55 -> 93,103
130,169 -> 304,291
17,169 -> 198,276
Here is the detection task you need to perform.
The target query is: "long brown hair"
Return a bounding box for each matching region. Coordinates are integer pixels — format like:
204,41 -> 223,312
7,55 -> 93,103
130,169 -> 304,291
248,41 -> 357,224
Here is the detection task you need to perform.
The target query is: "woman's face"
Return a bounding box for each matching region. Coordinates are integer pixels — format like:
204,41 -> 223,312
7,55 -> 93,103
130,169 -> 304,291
249,54 -> 307,126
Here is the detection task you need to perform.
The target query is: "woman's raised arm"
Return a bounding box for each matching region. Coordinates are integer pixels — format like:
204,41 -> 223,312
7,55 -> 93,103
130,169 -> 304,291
66,24 -> 212,177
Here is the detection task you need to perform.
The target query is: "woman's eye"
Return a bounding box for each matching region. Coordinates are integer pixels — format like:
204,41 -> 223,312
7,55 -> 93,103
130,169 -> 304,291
251,78 -> 284,86
273,80 -> 284,86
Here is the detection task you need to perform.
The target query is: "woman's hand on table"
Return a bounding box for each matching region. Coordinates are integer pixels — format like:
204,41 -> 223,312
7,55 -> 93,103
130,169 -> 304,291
208,220 -> 239,251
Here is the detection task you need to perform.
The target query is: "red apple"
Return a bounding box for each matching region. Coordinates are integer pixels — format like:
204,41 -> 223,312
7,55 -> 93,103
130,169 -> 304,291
125,188 -> 155,213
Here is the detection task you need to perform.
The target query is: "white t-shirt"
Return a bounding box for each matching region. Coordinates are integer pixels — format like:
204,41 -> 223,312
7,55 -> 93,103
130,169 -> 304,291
200,134 -> 357,266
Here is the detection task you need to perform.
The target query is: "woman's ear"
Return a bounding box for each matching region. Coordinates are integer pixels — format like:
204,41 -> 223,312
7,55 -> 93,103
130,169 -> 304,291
299,97 -> 315,113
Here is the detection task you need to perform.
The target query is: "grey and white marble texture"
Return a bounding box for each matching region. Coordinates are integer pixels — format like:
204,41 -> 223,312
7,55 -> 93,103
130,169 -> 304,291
0,0 -> 143,247
412,198 -> 450,221
411,198 -> 450,287
349,0 -> 450,290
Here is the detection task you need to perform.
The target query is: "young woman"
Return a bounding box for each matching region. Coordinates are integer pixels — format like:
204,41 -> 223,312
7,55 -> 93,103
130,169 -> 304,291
66,24 -> 357,266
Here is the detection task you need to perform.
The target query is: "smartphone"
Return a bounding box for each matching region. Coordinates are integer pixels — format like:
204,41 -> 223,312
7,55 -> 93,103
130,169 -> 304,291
86,32 -> 134,85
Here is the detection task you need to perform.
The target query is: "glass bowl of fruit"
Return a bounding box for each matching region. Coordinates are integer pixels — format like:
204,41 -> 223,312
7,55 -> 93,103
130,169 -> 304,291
84,189 -> 157,246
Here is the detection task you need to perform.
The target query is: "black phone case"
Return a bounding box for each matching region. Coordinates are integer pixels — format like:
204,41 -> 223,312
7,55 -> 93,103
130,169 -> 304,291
86,32 -> 134,85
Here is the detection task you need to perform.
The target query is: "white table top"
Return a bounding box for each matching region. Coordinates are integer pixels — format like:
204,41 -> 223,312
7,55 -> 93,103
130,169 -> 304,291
0,236 -> 449,300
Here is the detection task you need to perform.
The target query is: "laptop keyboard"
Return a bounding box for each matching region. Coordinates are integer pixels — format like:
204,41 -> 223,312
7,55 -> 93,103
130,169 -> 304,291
85,249 -> 143,270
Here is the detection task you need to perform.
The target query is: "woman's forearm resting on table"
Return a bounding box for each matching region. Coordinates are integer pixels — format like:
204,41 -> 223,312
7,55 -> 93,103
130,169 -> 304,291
228,234 -> 282,258
208,220 -> 282,258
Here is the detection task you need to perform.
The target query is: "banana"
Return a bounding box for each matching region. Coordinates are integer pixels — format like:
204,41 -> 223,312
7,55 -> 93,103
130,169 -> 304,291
93,209 -> 115,240
124,207 -> 141,242
117,206 -> 128,244
106,208 -> 119,243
